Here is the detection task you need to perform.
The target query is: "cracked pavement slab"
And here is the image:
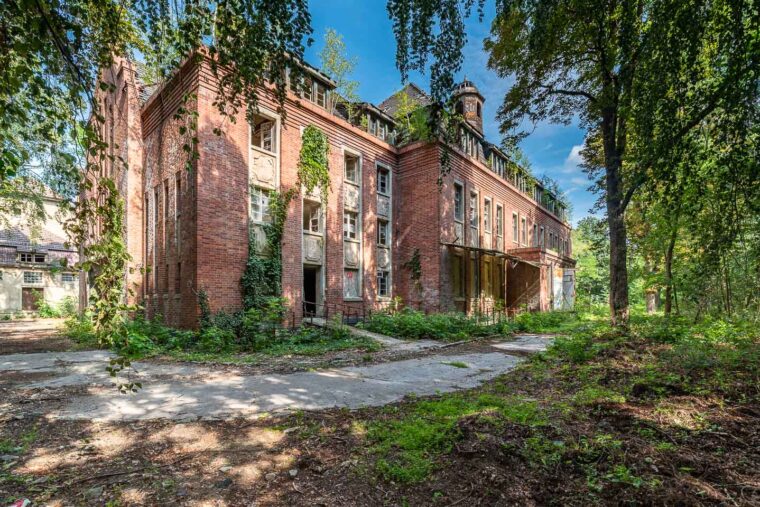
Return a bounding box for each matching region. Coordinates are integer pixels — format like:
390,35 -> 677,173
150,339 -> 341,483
3,351 -> 525,421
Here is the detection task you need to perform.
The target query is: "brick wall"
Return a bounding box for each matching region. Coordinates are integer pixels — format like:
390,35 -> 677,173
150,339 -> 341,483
100,54 -> 574,329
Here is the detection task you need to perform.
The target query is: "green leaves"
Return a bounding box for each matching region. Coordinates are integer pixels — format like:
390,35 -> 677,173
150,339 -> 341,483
297,125 -> 331,201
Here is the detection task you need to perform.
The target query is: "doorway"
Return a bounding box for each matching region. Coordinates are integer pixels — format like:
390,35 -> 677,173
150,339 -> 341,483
303,266 -> 320,316
22,287 -> 44,311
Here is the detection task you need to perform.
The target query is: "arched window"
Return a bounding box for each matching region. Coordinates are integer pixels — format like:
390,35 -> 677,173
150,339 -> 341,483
476,101 -> 482,118
455,100 -> 464,115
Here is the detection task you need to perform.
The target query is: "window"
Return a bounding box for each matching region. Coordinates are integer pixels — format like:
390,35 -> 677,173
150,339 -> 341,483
368,116 -> 377,136
476,102 -> 482,118
303,201 -> 322,233
19,253 -> 45,263
512,212 -> 519,242
62,273 -> 77,283
0,271 -> 2,280
377,219 -> 389,246
454,183 -> 464,222
496,205 -> 503,238
345,154 -> 359,184
377,270 -> 390,297
251,114 -> 276,153
315,82 -> 327,108
533,224 -> 538,246
521,217 -> 527,245
483,199 -> 492,233
344,269 -> 360,299
377,167 -> 390,195
250,187 -> 271,223
540,226 -> 545,248
175,262 -> 182,293
23,272 -> 42,284
302,77 -> 314,101
469,192 -> 479,228
343,211 -> 358,240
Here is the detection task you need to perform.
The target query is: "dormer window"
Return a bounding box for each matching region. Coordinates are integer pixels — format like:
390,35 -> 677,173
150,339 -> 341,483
315,82 -> 327,108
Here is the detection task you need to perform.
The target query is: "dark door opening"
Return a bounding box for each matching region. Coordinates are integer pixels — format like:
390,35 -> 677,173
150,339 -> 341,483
22,287 -> 44,311
303,267 -> 318,316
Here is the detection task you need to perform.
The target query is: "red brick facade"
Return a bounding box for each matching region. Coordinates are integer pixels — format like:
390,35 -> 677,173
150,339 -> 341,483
92,55 -> 574,329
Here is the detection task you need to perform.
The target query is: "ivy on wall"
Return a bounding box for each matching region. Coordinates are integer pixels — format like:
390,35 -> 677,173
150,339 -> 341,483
297,125 -> 331,202
241,124 -> 331,311
404,248 -> 423,292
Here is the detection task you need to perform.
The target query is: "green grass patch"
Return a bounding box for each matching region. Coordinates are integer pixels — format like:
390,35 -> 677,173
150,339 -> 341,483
367,394 -> 546,483
441,361 -> 469,368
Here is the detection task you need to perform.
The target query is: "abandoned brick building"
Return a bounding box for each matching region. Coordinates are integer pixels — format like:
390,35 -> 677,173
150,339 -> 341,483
92,55 -> 575,329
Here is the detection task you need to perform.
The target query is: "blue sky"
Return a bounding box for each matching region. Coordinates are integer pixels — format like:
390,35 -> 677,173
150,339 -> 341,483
305,0 -> 597,225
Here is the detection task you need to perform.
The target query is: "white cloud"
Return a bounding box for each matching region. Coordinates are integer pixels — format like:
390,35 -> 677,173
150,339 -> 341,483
561,144 -> 584,173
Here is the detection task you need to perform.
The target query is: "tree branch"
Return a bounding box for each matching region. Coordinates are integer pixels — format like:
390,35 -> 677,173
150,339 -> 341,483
538,85 -> 597,102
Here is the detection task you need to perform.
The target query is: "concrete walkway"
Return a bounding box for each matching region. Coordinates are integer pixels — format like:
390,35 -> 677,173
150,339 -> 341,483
1,335 -> 553,422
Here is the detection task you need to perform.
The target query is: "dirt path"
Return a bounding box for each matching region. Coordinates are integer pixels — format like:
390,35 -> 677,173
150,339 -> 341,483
0,318 -> 80,354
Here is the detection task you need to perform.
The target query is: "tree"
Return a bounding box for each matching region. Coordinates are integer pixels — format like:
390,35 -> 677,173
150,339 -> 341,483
388,0 -> 758,326
319,28 -> 360,121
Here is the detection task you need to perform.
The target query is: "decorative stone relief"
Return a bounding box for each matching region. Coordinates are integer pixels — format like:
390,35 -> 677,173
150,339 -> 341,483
344,242 -> 359,267
303,185 -> 321,201
303,235 -> 323,264
377,247 -> 390,269
251,150 -> 276,189
251,224 -> 268,254
377,195 -> 390,217
344,184 -> 360,210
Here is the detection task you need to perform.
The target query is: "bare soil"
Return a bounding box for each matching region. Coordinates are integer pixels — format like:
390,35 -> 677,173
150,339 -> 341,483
0,319 -> 80,355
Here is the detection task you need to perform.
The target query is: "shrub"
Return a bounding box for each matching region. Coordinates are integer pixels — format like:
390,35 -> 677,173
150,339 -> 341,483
241,297 -> 287,351
63,314 -> 97,345
58,296 -> 78,318
361,309 -> 507,342
514,311 -> 570,333
37,300 -> 62,318
196,326 -> 237,352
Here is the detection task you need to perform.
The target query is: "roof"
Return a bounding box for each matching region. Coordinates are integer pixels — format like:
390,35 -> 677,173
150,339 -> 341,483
0,226 -> 72,253
378,83 -> 431,117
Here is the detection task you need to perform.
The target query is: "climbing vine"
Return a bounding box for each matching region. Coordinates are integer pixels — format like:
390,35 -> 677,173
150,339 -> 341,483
404,248 -> 423,291
241,189 -> 296,310
298,125 -> 331,202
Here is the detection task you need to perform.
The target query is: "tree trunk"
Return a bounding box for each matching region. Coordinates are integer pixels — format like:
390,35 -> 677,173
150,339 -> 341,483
664,228 -> 677,315
602,113 -> 629,327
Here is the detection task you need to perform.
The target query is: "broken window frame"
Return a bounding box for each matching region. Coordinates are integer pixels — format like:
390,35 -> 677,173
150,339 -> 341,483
250,186 -> 271,224
377,219 -> 389,246
377,167 -> 390,196
251,114 -> 277,154
512,212 -> 519,243
454,182 -> 464,222
377,269 -> 390,297
343,211 -> 359,240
